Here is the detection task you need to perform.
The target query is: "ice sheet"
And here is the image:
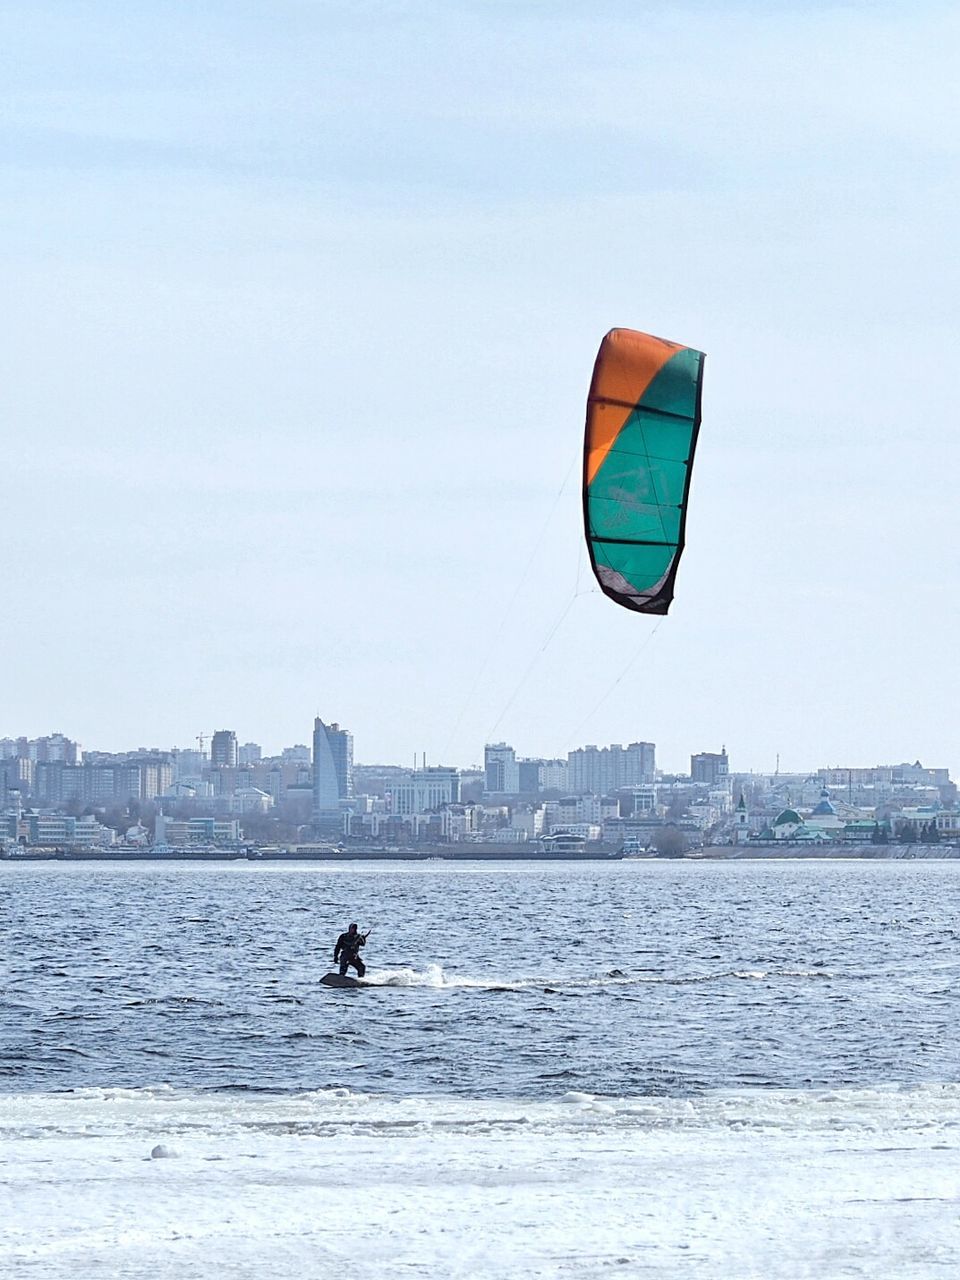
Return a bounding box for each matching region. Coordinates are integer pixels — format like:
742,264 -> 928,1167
3,1084 -> 960,1278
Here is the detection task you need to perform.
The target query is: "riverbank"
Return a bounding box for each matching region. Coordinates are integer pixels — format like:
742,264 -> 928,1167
1,843 -> 624,862
3,842 -> 959,862
695,843 -> 960,860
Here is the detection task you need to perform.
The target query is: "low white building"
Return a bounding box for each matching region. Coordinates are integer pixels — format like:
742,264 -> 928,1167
442,804 -> 482,840
154,815 -> 241,846
387,767 -> 459,816
549,823 -> 602,842
224,787 -> 274,815
15,813 -> 114,847
631,785 -> 662,815
553,795 -> 619,828
508,806 -> 545,839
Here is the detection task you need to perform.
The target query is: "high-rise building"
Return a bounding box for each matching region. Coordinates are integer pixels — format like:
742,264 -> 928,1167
30,757 -> 173,804
33,762 -> 75,804
326,724 -> 353,799
517,760 -> 541,794
516,757 -> 569,795
567,742 -> 656,795
312,718 -> 352,830
173,748 -> 205,780
540,759 -> 569,792
210,730 -> 238,769
8,733 -> 81,765
484,743 -> 519,794
138,758 -> 174,799
691,750 -> 729,786
238,742 -> 262,766
33,733 -> 81,764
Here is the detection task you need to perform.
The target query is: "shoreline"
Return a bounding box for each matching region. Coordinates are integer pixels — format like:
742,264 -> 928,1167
3,842 -> 959,863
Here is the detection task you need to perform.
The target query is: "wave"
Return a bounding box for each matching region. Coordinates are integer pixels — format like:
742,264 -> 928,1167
360,964 -> 515,990
123,995 -> 228,1008
356,964 -> 836,991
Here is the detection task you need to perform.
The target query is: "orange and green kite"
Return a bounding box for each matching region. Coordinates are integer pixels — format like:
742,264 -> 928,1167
583,328 -> 705,615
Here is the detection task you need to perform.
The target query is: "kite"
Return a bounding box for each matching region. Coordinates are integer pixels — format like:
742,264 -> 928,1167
583,328 -> 705,615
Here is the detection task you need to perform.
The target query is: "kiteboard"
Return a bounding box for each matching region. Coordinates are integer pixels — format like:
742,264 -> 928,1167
320,972 -> 367,989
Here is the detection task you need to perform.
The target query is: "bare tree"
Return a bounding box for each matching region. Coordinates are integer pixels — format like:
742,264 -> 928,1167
654,824 -> 688,857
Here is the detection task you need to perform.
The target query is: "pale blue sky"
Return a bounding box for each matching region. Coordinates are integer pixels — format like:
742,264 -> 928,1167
4,1 -> 958,775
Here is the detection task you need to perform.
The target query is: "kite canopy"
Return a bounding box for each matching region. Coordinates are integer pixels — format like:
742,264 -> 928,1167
583,328 -> 705,615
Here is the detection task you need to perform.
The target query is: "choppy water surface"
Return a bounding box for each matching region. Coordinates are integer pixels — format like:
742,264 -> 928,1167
4,859 -> 959,1097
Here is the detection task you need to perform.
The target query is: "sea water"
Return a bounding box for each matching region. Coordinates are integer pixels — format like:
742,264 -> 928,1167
3,859 -> 960,1277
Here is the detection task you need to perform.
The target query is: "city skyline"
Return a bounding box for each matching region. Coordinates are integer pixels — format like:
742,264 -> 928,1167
2,724 -> 952,786
4,718 -> 954,855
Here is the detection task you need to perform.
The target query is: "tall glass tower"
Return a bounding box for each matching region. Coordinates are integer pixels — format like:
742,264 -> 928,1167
312,718 -> 352,832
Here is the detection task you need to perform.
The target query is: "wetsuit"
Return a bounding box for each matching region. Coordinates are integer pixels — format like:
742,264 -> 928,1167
334,930 -> 366,977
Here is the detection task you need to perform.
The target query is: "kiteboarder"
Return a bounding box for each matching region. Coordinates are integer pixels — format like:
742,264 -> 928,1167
334,923 -> 368,978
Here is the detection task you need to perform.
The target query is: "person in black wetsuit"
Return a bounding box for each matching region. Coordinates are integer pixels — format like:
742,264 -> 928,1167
334,923 -> 367,977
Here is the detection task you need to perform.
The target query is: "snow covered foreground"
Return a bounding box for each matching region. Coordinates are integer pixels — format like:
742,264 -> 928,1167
3,1084 -> 960,1278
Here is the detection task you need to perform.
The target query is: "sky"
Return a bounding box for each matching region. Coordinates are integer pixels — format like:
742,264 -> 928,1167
3,1 -> 959,776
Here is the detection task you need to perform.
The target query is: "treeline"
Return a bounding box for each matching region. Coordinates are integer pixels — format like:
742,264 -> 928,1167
888,821 -> 942,844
